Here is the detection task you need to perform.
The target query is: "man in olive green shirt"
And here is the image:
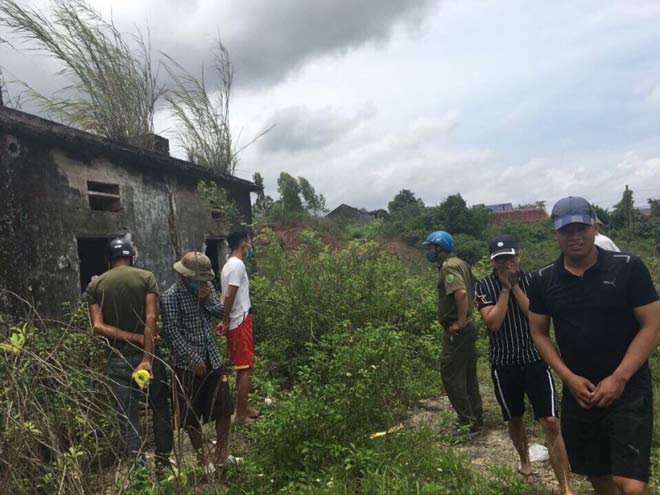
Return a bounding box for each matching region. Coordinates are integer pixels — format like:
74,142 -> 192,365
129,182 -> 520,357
424,230 -> 483,431
86,237 -> 172,469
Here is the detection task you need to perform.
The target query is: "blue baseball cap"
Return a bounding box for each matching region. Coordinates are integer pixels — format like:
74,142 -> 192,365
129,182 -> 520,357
551,196 -> 595,230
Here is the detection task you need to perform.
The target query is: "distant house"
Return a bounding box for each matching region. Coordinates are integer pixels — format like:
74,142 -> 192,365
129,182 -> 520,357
639,207 -> 652,219
491,207 -> 548,225
326,204 -> 386,223
484,203 -> 513,213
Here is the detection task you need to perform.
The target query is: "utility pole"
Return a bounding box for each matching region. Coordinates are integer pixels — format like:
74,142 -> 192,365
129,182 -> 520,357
624,185 -> 633,231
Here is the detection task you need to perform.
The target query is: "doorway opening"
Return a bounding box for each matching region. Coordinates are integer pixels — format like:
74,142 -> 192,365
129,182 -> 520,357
77,237 -> 113,292
205,238 -> 222,279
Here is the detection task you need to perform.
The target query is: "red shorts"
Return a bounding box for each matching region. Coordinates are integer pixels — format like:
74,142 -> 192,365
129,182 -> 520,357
226,314 -> 254,369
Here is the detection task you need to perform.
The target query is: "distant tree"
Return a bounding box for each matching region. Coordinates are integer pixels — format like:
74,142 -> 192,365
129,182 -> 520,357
380,191 -> 490,244
382,190 -> 426,242
388,189 -> 424,214
440,194 -> 489,238
298,176 -> 327,215
610,186 -> 637,230
267,172 -> 327,224
648,198 -> 660,217
413,204 -> 447,235
252,172 -> 273,219
277,172 -> 303,213
592,204 -> 611,226
452,233 -> 487,265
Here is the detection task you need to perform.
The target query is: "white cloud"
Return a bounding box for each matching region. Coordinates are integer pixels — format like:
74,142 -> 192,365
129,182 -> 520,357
3,0 -> 660,213
645,84 -> 660,105
412,112 -> 459,139
583,1 -> 660,29
256,104 -> 374,153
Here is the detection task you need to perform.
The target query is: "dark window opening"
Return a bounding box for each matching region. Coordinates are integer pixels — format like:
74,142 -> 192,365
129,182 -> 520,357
88,181 -> 119,195
77,237 -> 112,292
88,181 -> 121,212
205,239 -> 221,278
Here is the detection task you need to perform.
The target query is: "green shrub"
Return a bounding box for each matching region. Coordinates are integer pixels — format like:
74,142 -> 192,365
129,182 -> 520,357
230,426 -> 528,495
247,324 -> 439,480
0,309 -> 118,494
452,233 -> 487,265
252,229 -> 438,379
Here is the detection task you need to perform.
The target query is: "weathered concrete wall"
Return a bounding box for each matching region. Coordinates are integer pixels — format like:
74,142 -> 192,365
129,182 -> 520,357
0,133 -> 31,318
0,133 -> 244,321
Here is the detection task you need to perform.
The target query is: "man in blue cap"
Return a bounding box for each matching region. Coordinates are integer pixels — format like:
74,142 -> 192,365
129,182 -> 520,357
424,230 -> 483,433
528,196 -> 660,495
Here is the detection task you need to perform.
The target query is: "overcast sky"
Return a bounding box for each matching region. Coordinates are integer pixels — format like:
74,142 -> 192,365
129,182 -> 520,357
3,0 -> 660,211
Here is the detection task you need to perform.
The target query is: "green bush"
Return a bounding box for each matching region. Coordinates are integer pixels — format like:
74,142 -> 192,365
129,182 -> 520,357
0,309 -> 118,494
252,228 -> 438,379
246,324 -> 439,478
452,233 -> 487,265
230,426 -> 528,495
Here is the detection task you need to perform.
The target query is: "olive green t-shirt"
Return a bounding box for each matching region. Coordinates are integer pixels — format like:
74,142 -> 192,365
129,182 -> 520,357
86,266 -> 158,354
437,255 -> 474,327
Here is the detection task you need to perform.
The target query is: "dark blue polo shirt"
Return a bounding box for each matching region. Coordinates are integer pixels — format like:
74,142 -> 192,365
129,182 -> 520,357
528,248 -> 658,406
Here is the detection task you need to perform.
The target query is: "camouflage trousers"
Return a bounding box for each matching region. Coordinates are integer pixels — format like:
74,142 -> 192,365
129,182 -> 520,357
440,322 -> 483,426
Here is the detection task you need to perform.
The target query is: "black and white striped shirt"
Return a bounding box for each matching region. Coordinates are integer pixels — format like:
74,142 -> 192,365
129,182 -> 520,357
474,271 -> 542,366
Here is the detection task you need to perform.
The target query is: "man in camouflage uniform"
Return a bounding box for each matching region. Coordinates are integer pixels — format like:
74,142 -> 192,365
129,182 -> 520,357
424,230 -> 483,432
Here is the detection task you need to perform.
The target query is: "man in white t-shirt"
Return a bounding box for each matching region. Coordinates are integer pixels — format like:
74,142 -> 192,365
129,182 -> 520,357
594,233 -> 620,252
217,228 -> 257,425
594,216 -> 620,252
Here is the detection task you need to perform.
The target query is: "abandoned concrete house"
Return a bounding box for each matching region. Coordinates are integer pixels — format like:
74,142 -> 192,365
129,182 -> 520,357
0,106 -> 259,321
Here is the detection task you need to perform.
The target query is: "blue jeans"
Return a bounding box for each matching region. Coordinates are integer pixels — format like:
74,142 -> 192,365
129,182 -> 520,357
106,348 -> 173,465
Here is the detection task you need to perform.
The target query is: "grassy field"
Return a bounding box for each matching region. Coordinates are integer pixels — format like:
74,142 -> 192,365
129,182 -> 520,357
1,227 -> 659,494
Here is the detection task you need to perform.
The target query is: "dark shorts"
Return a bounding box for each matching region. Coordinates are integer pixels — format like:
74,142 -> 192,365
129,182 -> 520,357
173,365 -> 233,428
491,360 -> 558,421
561,390 -> 653,482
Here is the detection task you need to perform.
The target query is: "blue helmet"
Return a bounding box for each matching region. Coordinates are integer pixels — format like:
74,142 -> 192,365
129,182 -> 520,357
423,231 -> 454,252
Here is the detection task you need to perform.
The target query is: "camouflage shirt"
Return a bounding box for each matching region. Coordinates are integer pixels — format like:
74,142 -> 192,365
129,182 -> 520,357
437,255 -> 475,327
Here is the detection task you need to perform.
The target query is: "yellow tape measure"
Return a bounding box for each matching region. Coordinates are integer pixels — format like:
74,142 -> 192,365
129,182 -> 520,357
132,369 -> 152,388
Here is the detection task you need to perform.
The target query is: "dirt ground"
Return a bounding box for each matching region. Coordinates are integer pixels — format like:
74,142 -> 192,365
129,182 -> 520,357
410,396 -> 594,495
105,380 -> 600,494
